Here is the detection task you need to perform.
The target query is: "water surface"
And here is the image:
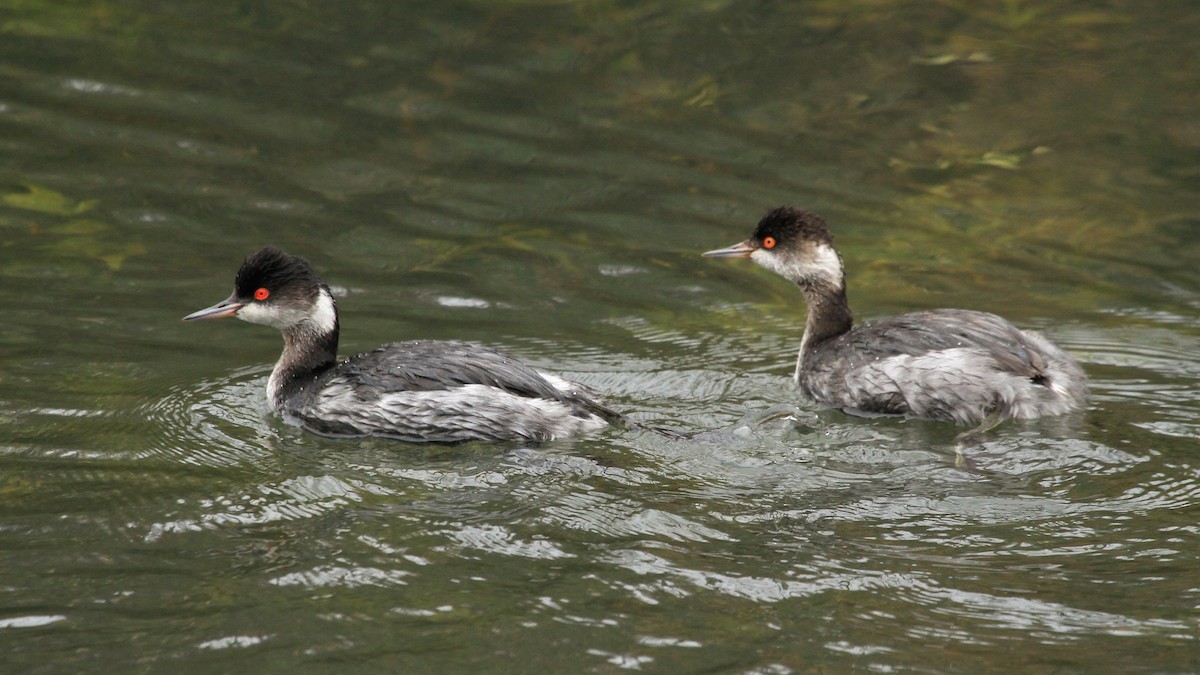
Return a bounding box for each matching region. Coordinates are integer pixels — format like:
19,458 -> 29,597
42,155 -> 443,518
2,1 -> 1199,672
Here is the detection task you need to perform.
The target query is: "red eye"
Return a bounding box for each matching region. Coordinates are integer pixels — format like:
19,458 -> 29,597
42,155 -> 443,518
762,236 -> 776,250
254,287 -> 270,301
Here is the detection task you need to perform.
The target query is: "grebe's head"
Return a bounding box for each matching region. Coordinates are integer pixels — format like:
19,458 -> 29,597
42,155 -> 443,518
183,246 -> 337,335
703,206 -> 844,289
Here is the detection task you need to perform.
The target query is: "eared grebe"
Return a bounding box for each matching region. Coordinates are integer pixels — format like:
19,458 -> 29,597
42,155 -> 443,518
183,246 -> 618,443
703,206 -> 1088,431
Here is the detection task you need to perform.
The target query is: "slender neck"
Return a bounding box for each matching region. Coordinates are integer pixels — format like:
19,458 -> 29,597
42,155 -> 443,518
794,277 -> 853,381
268,319 -> 339,410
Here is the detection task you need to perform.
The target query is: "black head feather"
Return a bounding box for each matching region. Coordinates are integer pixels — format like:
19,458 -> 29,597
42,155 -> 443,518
234,246 -> 325,302
752,206 -> 834,250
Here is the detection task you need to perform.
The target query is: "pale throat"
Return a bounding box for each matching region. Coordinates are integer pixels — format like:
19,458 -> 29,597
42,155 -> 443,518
268,288 -> 339,410
750,243 -> 847,382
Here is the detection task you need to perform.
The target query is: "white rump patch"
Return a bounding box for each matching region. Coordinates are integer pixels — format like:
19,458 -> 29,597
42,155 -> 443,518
535,371 -> 585,396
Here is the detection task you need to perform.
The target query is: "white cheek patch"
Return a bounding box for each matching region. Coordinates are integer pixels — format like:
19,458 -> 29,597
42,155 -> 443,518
751,242 -> 842,288
235,288 -> 336,333
237,301 -> 300,329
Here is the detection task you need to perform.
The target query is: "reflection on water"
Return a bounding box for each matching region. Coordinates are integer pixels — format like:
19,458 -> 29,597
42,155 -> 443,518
1,0 -> 1199,672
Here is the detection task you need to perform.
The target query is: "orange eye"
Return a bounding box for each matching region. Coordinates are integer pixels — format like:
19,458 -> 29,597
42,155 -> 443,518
254,287 -> 270,301
761,236 -> 776,250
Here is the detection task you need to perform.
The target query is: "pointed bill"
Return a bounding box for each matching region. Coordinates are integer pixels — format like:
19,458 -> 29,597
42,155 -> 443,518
701,239 -> 757,259
183,292 -> 243,321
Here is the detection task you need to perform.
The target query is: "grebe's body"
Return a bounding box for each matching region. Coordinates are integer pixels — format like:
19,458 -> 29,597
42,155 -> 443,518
704,207 -> 1088,429
185,246 -> 614,443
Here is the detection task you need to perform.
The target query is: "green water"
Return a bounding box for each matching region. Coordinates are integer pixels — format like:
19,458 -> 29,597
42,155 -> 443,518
2,1 -> 1198,672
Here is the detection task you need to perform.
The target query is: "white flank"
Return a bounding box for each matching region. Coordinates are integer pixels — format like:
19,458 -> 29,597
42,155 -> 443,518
314,382 -> 606,441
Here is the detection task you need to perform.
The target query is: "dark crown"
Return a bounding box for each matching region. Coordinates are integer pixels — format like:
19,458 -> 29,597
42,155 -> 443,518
234,246 -> 323,299
752,206 -> 834,248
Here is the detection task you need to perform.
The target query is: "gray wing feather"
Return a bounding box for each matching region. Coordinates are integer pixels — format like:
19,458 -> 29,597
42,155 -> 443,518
840,310 -> 1044,378
287,340 -> 626,441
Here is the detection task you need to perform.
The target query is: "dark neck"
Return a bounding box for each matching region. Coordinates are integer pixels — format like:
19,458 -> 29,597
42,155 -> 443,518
797,278 -> 853,362
269,323 -> 339,408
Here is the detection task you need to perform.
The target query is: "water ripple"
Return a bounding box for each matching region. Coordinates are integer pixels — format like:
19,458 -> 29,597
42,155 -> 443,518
140,366 -> 276,468
602,548 -> 908,603
269,564 -> 413,589
447,524 -> 574,559
142,472 -> 372,543
539,492 -> 734,543
906,580 -> 1195,641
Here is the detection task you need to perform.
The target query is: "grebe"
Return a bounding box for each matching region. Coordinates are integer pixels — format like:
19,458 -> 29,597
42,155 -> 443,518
703,206 -> 1087,431
183,246 -> 618,443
